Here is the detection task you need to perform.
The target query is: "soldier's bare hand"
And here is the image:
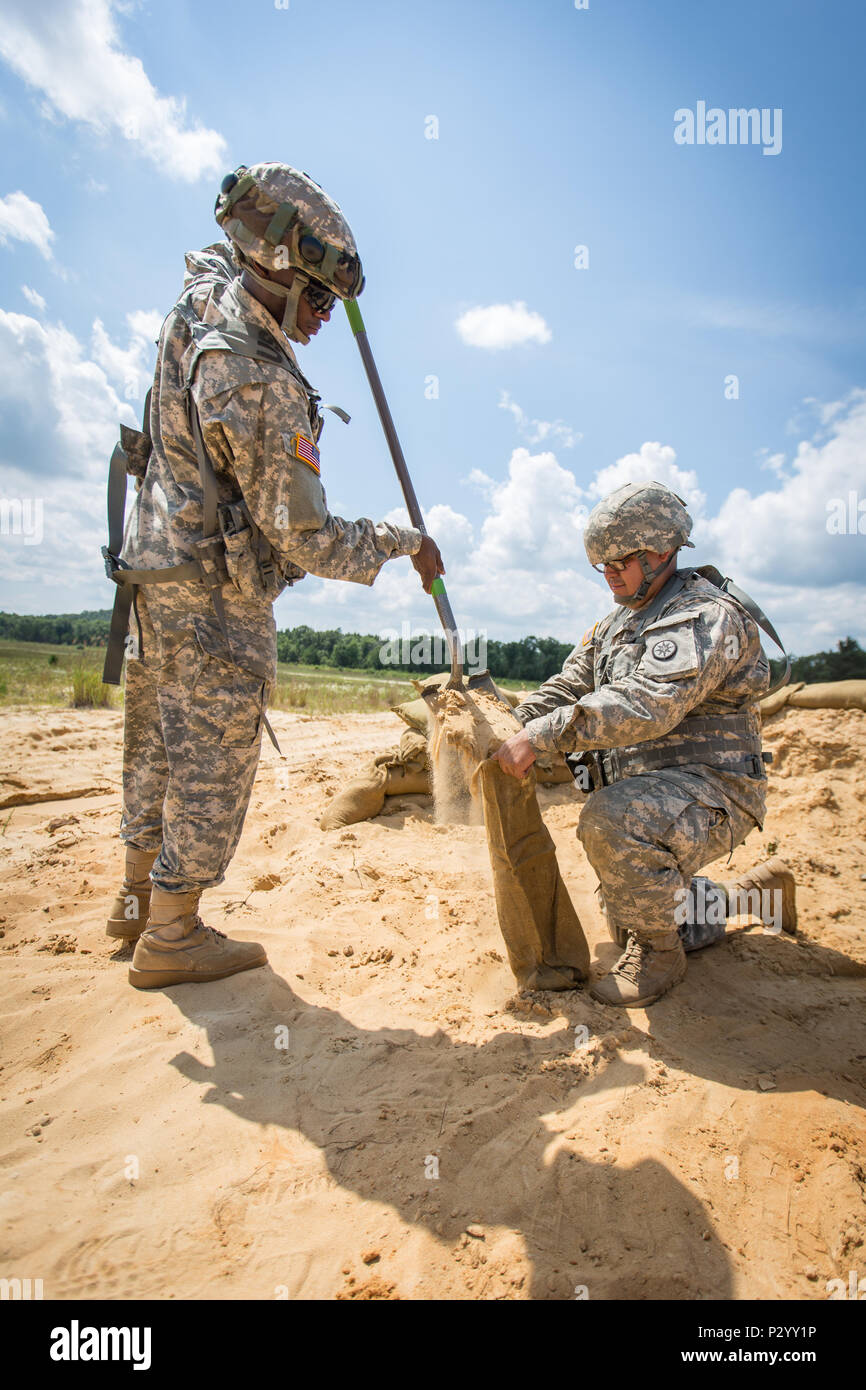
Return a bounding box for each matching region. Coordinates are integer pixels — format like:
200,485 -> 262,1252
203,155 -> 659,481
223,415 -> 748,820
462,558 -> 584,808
493,729 -> 537,779
412,535 -> 445,594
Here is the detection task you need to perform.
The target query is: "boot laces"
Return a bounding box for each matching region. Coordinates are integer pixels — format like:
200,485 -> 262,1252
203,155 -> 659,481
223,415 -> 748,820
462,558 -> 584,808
183,913 -> 226,942
615,935 -> 649,984
196,916 -> 227,942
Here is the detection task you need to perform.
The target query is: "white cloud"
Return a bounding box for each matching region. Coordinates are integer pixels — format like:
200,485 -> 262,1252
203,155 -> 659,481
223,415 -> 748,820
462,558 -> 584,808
0,309 -> 139,484
498,389 -> 580,448
461,467 -> 497,500
0,307 -> 142,611
0,191 -> 54,259
697,389 -> 866,597
587,441 -> 706,516
455,301 -> 551,350
21,284 -> 47,312
91,308 -> 162,400
756,449 -> 787,477
0,0 -> 227,182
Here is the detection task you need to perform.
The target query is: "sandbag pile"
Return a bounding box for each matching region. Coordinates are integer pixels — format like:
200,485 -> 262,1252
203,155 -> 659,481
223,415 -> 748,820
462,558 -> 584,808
760,679 -> 866,718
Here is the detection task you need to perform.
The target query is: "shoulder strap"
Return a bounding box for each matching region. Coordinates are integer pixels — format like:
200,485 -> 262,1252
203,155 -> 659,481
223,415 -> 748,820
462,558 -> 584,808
694,565 -> 791,697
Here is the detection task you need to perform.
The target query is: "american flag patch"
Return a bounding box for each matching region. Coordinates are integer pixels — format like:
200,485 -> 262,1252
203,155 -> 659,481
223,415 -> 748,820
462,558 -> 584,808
292,433 -> 320,474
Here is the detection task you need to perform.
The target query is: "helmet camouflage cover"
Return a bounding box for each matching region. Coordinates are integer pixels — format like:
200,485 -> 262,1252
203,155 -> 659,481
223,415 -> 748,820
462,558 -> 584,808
583,481 -> 695,566
214,162 -> 364,301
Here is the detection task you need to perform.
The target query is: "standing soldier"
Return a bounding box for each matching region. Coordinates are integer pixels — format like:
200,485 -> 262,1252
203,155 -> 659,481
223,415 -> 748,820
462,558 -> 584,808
104,162 -> 443,988
493,481 -> 796,1007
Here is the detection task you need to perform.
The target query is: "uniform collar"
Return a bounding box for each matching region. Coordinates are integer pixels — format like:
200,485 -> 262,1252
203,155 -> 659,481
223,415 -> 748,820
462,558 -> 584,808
218,276 -> 301,365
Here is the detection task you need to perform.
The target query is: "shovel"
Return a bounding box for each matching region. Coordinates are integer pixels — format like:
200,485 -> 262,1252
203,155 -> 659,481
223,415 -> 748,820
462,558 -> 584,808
344,298 -> 505,709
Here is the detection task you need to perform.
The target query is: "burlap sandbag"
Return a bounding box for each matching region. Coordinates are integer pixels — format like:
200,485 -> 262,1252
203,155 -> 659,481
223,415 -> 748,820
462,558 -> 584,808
478,758 -> 590,991
320,762 -> 389,830
787,679 -> 866,712
424,684 -> 589,991
383,728 -> 430,795
319,729 -> 432,830
759,681 -> 803,717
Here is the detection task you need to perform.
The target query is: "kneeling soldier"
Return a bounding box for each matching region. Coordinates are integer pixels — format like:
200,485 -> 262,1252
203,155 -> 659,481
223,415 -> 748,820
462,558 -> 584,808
494,481 -> 796,1007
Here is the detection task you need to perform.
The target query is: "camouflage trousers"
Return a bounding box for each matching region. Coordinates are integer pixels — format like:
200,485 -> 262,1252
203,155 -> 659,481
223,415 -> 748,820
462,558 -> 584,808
577,765 -> 766,949
120,584 -> 275,893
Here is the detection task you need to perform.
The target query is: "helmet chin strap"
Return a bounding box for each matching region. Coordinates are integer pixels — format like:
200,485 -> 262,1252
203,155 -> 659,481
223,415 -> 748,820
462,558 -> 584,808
614,551 -> 675,607
238,257 -> 312,345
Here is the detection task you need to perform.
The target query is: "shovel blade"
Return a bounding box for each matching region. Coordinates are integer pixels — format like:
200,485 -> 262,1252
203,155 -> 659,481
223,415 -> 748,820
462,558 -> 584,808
467,668 -> 511,708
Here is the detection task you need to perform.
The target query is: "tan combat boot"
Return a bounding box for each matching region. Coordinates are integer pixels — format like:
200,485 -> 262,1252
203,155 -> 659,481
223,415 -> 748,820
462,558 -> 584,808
726,856 -> 797,933
106,847 -> 160,941
590,931 -> 687,1008
129,886 -> 267,989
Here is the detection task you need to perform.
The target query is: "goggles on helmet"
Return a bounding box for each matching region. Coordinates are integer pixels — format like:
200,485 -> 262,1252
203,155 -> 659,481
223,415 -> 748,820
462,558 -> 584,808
297,233 -> 364,297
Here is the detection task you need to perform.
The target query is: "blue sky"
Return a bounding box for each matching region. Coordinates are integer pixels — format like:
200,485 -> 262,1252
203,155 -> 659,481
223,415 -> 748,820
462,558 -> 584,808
0,0 -> 864,657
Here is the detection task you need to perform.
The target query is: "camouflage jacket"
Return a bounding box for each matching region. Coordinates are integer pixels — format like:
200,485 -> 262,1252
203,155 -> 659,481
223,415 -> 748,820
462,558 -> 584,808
515,569 -> 770,775
121,244 -> 423,590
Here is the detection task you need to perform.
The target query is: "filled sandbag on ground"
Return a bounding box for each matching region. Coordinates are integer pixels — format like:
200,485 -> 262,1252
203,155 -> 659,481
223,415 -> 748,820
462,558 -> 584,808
787,679 -> 866,711
319,728 -> 432,830
319,761 -> 389,830
759,681 -> 803,717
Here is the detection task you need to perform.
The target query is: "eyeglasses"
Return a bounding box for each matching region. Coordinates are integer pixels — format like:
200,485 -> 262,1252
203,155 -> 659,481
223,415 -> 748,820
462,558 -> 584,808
591,550 -> 643,574
303,279 -> 337,315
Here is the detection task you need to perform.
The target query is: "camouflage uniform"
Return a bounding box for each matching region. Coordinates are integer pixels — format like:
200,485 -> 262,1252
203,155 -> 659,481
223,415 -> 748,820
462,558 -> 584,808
514,567 -> 770,950
119,244 -> 422,892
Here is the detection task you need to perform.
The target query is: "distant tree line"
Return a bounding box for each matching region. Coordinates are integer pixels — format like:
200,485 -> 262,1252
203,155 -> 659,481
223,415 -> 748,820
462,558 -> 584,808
2,611 -> 865,685
0,610 -> 115,647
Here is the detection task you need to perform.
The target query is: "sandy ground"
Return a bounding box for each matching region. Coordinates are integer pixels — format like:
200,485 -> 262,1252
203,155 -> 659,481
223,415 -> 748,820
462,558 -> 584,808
0,701 -> 864,1302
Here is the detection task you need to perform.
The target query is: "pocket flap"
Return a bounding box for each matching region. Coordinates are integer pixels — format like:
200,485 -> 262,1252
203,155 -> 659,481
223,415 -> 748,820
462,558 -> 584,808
638,617 -> 699,679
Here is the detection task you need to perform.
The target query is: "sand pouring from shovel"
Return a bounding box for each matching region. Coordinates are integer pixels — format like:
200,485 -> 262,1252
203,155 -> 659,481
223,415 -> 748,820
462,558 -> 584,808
344,298 -> 505,712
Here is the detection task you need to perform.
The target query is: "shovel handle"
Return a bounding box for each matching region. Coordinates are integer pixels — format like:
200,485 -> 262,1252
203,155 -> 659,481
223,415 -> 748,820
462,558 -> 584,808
345,298 -> 463,686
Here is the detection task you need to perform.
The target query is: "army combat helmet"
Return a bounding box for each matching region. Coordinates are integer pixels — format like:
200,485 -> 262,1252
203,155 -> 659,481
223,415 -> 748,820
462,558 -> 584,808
584,481 -> 695,606
214,162 -> 365,345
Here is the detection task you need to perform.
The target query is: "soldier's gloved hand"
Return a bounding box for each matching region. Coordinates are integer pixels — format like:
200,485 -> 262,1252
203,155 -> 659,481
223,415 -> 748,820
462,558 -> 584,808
493,728 -> 537,779
411,535 -> 445,594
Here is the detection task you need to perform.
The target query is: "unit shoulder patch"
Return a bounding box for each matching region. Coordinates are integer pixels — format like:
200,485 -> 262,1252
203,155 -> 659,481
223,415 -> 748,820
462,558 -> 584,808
638,615 -> 700,680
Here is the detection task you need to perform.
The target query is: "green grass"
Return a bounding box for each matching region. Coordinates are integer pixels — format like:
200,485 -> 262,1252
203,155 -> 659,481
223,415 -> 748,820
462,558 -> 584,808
0,640 -> 111,707
0,639 -> 527,714
70,664 -> 114,708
